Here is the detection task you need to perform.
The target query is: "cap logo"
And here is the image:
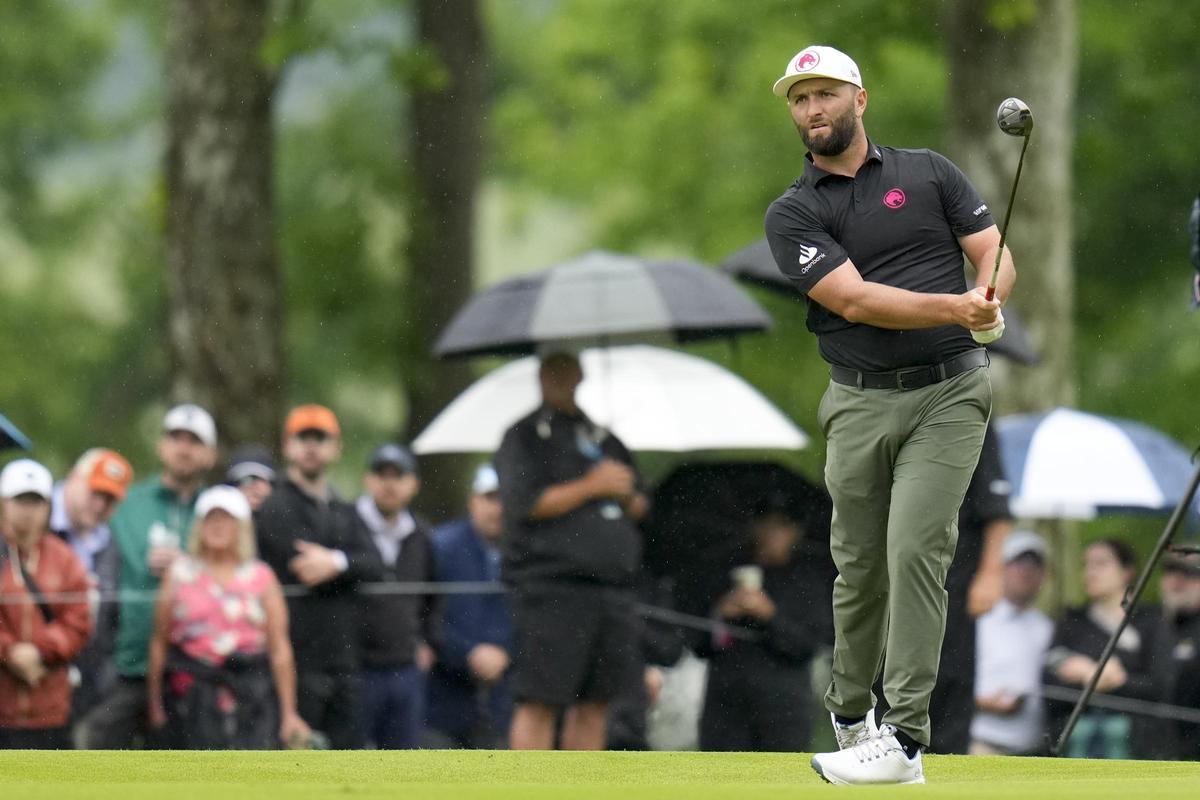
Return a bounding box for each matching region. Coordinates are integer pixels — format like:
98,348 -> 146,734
104,462 -> 127,481
795,51 -> 820,72
883,188 -> 907,209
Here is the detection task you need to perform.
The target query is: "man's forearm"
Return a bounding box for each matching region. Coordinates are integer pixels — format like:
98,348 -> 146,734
529,478 -> 596,521
837,282 -> 963,330
972,244 -> 1016,303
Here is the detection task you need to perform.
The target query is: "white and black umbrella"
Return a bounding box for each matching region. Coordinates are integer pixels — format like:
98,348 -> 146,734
719,239 -> 1040,365
433,251 -> 770,359
413,345 -> 807,454
0,411 -> 31,451
997,407 -> 1200,519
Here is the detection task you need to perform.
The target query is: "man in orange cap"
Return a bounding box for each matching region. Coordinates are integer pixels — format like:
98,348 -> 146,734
49,448 -> 133,739
255,404 -> 383,749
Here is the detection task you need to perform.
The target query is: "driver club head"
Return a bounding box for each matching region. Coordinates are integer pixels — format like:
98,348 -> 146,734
996,97 -> 1034,137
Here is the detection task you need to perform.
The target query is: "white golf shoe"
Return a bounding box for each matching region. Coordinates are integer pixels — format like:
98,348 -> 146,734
810,724 -> 925,785
830,711 -> 878,750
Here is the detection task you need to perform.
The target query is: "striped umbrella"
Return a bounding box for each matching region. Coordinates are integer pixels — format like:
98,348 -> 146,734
997,407 -> 1199,519
719,238 -> 1040,365
434,251 -> 770,358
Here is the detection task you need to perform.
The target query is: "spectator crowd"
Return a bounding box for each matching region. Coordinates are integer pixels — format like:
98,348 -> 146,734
2,352 -> 1199,758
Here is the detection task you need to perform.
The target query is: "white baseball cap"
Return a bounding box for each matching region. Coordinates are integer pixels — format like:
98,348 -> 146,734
773,45 -> 864,98
0,458 -> 54,500
163,404 -> 217,448
472,463 -> 500,495
195,485 -> 252,522
1003,530 -> 1048,563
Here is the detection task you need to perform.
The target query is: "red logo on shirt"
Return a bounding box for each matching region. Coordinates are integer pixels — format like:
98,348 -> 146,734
795,51 -> 820,72
883,188 -> 907,209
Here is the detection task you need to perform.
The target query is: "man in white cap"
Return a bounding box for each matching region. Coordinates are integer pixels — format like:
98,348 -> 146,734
970,531 -> 1052,755
765,45 -> 1017,784
84,404 -> 217,748
0,459 -> 93,748
426,463 -> 513,748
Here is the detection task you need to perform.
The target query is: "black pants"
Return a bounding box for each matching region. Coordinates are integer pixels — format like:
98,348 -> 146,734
297,668 -> 363,749
700,661 -> 812,752
0,727 -> 71,749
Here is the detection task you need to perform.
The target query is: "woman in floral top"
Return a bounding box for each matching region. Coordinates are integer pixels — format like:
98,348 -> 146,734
147,486 -> 309,748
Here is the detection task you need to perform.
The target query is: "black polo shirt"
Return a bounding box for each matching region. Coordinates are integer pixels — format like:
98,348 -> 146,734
495,405 -> 642,588
764,142 -> 995,372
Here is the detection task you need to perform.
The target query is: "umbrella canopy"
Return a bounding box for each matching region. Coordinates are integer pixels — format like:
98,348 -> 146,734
434,250 -> 770,359
0,412 -> 32,451
719,238 -> 1040,365
997,407 -> 1200,519
413,345 -> 808,454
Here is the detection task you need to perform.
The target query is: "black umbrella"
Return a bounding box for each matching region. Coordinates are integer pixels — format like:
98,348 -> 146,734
642,460 -> 835,619
434,250 -> 771,359
0,412 -> 32,452
720,239 -> 1040,365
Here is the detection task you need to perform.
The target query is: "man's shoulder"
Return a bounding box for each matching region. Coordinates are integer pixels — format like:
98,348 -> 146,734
766,177 -> 811,218
432,518 -> 474,548
498,408 -> 545,448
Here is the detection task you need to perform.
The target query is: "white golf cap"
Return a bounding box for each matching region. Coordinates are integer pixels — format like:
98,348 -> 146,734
1003,530 -> 1047,563
0,458 -> 54,500
195,485 -> 252,522
773,45 -> 864,98
163,404 -> 217,448
472,463 -> 500,495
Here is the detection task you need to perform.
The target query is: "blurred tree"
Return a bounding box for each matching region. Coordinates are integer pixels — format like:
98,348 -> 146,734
164,0 -> 286,451
400,0 -> 485,517
944,0 -> 1078,412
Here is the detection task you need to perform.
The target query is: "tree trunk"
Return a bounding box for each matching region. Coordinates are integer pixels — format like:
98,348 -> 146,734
403,0 -> 485,520
944,0 -> 1078,412
165,0 -> 284,454
945,0 -> 1079,608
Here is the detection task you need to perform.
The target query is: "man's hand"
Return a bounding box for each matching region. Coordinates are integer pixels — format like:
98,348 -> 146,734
967,565 -> 1004,618
955,287 -> 1002,331
715,588 -> 776,622
585,459 -> 636,500
7,642 -> 45,686
971,308 -> 1006,343
289,540 -> 343,587
147,545 -> 183,578
976,690 -> 1023,715
416,642 -> 436,672
467,643 -> 510,684
644,666 -> 665,707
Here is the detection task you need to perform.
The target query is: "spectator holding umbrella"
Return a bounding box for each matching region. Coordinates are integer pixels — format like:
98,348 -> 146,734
146,486 -> 308,749
0,459 -> 92,749
695,507 -> 830,751
495,350 -> 648,750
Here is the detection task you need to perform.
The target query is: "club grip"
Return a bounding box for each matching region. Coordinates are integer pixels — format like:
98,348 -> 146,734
984,286 -> 996,302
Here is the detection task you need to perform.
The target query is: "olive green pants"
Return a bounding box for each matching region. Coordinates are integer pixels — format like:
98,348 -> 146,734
819,365 -> 991,746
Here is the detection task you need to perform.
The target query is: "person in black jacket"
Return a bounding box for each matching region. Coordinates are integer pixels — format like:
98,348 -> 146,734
1160,552 -> 1200,759
696,509 -> 831,751
254,405 -> 384,749
495,351 -> 648,751
354,443 -> 437,749
1045,538 -> 1175,759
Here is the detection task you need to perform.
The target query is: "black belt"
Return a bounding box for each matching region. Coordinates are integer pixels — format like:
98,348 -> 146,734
830,348 -> 990,391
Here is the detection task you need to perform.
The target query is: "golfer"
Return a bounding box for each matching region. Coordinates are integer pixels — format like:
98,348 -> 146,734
764,45 -> 1016,785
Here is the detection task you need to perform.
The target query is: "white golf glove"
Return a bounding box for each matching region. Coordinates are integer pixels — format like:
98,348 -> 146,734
971,308 -> 1005,344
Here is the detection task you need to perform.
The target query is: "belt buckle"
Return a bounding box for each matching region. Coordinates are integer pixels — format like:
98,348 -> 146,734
894,366 -> 927,391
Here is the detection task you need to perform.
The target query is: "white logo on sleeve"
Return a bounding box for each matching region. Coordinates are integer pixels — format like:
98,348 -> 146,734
797,243 -> 825,275
973,203 -> 989,216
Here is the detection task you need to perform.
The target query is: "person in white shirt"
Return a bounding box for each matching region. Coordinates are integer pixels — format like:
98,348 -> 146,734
970,530 -> 1053,755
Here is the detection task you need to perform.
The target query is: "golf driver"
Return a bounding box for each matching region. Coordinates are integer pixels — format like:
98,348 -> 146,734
985,97 -> 1034,302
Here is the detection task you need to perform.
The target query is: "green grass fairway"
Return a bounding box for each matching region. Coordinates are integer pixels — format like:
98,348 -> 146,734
1,750 -> 1198,799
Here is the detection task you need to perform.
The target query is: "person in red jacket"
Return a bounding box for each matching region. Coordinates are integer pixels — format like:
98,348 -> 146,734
0,459 -> 93,748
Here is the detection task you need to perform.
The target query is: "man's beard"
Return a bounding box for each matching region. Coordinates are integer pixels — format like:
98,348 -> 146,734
800,105 -> 857,157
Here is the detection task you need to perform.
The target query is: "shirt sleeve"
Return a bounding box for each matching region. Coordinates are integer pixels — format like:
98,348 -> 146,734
764,191 -> 849,295
928,150 -> 995,236
495,424 -> 548,524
